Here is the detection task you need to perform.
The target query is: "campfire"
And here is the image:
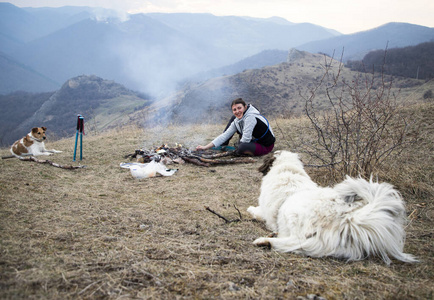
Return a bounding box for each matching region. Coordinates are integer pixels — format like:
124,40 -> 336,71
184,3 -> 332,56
124,144 -> 256,167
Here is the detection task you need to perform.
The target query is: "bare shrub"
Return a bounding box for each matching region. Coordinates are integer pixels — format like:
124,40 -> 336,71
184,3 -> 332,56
423,89 -> 433,99
298,53 -> 419,180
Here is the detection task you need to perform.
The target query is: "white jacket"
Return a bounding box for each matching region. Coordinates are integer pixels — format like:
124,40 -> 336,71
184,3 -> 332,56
212,104 -> 275,147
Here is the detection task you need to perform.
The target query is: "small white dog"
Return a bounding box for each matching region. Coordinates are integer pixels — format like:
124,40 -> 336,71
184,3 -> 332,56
10,127 -> 62,158
248,150 -> 417,264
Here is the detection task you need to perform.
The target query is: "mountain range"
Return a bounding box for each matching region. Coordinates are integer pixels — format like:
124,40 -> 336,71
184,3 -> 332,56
0,3 -> 433,145
0,75 -> 151,145
1,2 -> 433,96
3,47 -> 431,146
298,22 -> 434,61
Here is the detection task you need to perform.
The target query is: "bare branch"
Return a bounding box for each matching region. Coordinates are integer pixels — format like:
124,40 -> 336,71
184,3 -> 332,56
17,156 -> 85,170
298,48 -> 418,179
204,206 -> 241,223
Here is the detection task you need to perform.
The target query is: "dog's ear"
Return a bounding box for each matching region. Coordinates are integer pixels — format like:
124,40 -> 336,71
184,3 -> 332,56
257,152 -> 276,176
41,126 -> 47,131
31,127 -> 39,134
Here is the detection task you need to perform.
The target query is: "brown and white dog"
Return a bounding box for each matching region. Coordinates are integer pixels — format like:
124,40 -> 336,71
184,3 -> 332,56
10,127 -> 62,158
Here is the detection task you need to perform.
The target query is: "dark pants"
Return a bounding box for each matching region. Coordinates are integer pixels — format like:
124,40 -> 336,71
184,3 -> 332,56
221,116 -> 274,156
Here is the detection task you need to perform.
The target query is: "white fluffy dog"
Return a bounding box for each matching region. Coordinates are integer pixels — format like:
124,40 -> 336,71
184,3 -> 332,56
248,150 -> 417,264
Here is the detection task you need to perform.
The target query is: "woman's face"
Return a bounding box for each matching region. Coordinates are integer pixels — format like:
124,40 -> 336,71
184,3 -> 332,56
232,103 -> 246,119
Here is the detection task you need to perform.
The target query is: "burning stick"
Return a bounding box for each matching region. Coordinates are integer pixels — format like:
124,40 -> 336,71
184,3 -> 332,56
172,148 -> 256,166
185,152 -> 255,165
198,151 -> 236,159
194,156 -> 255,165
182,157 -> 210,167
125,145 -> 257,167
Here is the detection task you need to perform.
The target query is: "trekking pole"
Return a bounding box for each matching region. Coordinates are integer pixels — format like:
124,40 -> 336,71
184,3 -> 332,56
79,116 -> 84,161
73,114 -> 81,162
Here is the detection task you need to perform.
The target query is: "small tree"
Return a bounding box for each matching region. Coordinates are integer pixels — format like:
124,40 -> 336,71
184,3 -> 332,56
297,52 -> 418,180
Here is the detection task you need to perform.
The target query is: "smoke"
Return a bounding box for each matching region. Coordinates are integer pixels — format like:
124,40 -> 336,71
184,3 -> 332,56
98,15 -> 234,147
138,124 -> 217,151
86,3 -> 218,102
103,13 -> 231,103
90,7 -> 130,22
113,39 -> 206,98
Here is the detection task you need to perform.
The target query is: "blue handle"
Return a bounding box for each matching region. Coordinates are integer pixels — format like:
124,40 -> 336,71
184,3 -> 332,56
73,130 -> 79,161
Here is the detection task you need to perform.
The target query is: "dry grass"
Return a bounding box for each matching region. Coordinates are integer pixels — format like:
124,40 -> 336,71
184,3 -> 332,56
0,106 -> 433,299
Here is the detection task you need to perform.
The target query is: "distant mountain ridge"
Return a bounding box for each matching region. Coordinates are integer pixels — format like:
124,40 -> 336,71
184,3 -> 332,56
346,41 -> 434,79
145,12 -> 339,57
0,75 -> 151,145
0,2 -> 93,45
0,3 -> 433,97
192,49 -> 289,82
0,4 -> 340,95
0,51 -> 60,94
297,22 -> 434,61
0,49 -> 429,145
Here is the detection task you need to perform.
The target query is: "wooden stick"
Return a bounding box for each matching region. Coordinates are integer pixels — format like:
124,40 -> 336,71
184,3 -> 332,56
233,204 -> 242,220
182,157 -> 210,167
208,157 -> 256,165
18,156 -> 85,169
205,206 -> 241,223
127,147 -> 255,167
186,154 -> 255,165
2,153 -> 33,159
194,156 -> 255,165
197,151 -> 236,159
2,155 -> 15,159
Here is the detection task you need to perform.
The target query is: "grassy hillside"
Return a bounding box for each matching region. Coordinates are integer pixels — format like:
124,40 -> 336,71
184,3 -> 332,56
347,42 -> 434,80
0,102 -> 432,299
2,51 -> 430,146
0,75 -> 152,146
161,50 -> 427,125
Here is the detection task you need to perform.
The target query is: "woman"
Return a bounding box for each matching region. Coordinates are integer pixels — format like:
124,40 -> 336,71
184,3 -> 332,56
196,98 -> 275,156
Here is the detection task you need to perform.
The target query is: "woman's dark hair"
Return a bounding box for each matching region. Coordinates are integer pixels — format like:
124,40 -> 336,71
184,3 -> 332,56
231,98 -> 247,108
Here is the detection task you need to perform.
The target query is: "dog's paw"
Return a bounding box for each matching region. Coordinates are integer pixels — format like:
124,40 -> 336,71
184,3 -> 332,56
38,152 -> 53,156
247,206 -> 255,216
48,150 -> 62,153
247,206 -> 262,219
253,237 -> 271,248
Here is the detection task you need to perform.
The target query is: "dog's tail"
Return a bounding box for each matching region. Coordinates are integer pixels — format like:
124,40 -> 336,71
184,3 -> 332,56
332,176 -> 417,264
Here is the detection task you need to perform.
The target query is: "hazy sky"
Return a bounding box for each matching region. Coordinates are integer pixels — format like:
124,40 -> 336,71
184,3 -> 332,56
2,0 -> 434,34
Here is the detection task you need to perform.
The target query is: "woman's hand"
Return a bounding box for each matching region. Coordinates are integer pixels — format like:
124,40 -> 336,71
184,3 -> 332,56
196,143 -> 214,151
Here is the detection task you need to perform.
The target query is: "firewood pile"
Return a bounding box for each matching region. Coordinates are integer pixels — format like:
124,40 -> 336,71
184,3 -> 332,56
124,144 -> 256,167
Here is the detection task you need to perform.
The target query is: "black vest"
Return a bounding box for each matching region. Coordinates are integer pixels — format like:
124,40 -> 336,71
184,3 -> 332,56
237,117 -> 275,147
